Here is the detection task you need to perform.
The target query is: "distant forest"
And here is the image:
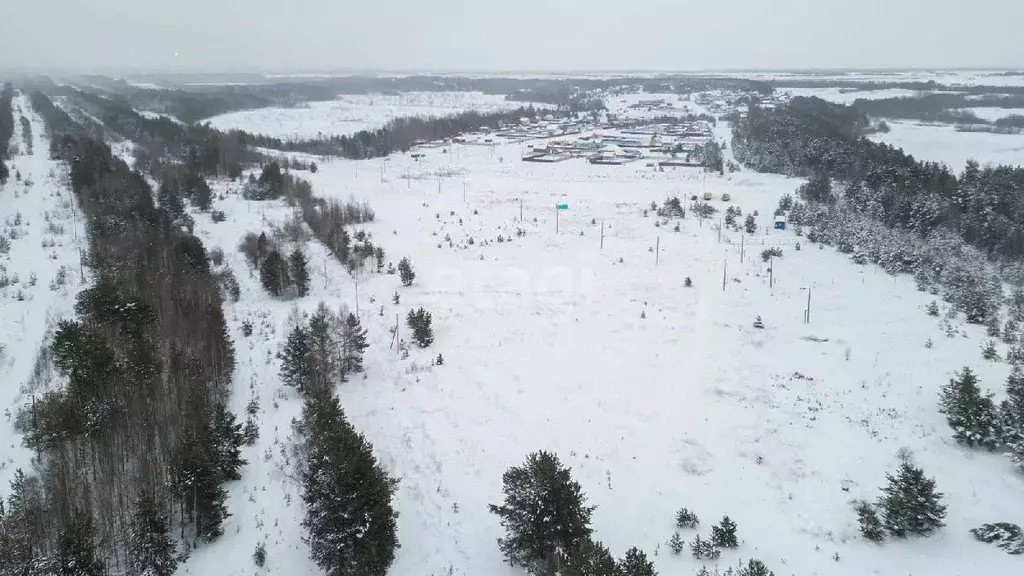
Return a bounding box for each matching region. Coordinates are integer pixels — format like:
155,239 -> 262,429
0,83 -> 13,182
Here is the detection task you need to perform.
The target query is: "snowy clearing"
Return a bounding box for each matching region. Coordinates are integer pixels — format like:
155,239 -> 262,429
203,92 -> 553,140
0,93 -> 89,489
870,120 -> 1024,170
172,108 -> 1024,576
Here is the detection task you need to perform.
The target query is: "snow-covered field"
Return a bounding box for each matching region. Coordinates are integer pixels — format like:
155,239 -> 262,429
170,113 -> 1024,576
966,107 -> 1024,122
870,120 -> 1024,170
0,94 -> 89,489
6,84 -> 1024,576
203,92 -> 552,139
778,87 -> 925,104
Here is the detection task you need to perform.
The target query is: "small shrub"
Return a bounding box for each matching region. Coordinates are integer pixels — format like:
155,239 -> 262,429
684,277 -> 693,288
854,501 -> 885,542
761,247 -> 783,262
753,315 -> 764,329
436,353 -> 444,366
406,308 -> 434,347
211,210 -> 227,223
927,300 -> 940,316
242,320 -> 254,337
253,542 -> 267,567
737,559 -> 775,576
675,507 -> 699,529
710,516 -> 738,548
689,535 -> 719,560
668,532 -> 685,555
982,340 -> 999,361
392,291 -> 400,305
209,247 -> 225,267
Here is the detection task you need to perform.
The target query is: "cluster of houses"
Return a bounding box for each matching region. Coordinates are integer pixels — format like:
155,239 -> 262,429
519,119 -> 715,166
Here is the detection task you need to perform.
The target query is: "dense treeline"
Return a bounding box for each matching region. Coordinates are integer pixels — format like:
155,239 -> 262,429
851,93 -> 1024,124
774,77 -> 1024,97
229,107 -> 542,158
733,96 -> 1024,322
30,90 -> 91,149
0,82 -> 13,182
0,106 -> 239,572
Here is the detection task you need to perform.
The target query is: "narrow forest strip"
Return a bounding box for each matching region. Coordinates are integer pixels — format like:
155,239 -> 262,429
0,82 -> 14,182
0,93 -> 243,575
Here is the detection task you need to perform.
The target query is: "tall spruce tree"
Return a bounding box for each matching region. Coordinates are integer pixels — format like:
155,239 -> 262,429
617,547 -> 656,576
488,451 -> 595,575
398,257 -> 416,286
340,313 -> 369,375
55,509 -> 104,576
877,461 -> 946,538
128,493 -> 178,576
280,324 -> 313,392
0,470 -> 45,575
307,303 -> 342,393
1004,367 -> 1024,469
939,366 -> 1000,448
300,390 -> 399,576
260,249 -> 290,297
211,403 -> 246,481
170,430 -> 229,543
289,248 -> 311,297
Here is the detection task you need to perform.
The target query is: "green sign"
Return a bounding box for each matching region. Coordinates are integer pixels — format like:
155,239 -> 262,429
556,204 -> 569,210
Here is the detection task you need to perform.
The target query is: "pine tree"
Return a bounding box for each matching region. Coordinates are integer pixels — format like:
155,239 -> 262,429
488,451 -> 595,574
374,246 -> 385,273
170,430 -> 229,543
939,366 -> 1000,448
982,340 -> 999,361
561,539 -> 617,576
1001,366 -> 1024,456
744,214 -> 757,234
877,461 -> 946,538
307,303 -> 342,393
986,315 -> 1002,338
212,403 -> 246,481
1004,319 -> 1019,344
710,516 -> 738,548
737,559 -> 775,576
260,249 -> 290,297
926,300 -> 940,316
280,324 -> 313,392
617,547 -> 656,576
675,507 -> 699,529
56,509 -> 104,576
406,308 -> 435,348
1,470 -> 44,576
128,493 -> 178,576
398,257 -> 416,286
340,313 -> 369,375
689,535 -> 719,560
300,390 -> 399,576
854,500 -> 885,542
289,249 -> 310,297
668,532 -> 685,555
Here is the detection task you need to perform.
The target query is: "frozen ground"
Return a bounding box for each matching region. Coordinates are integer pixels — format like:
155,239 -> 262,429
779,87 -> 926,104
170,109 -> 1024,576
203,92 -> 552,139
966,107 -> 1024,122
870,120 -> 1024,170
0,93 -> 89,490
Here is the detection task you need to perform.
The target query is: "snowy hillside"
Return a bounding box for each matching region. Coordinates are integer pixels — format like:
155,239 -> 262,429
0,94 -> 89,489
167,112 -> 1024,576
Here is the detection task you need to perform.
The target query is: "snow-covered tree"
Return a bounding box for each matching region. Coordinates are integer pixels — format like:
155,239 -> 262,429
128,493 -> 178,576
398,257 -> 416,286
489,451 -> 594,575
406,308 -> 435,348
668,532 -> 685,555
55,509 -> 104,576
560,538 -> 617,576
259,249 -> 290,297
982,340 -> 1000,361
877,461 -> 946,538
211,403 -> 246,481
289,249 -> 310,297
300,390 -> 399,576
710,516 -> 738,548
689,535 -> 719,560
675,507 -> 699,529
280,324 -> 313,392
737,559 -> 775,576
617,547 -> 656,576
744,214 -> 757,234
340,313 -> 369,375
926,300 -> 940,316
854,500 -> 885,542
939,366 -> 1000,448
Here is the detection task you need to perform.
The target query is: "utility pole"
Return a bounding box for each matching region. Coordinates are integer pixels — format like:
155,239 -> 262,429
723,260 -> 727,291
355,279 -> 360,317
805,287 -> 812,323
656,236 -> 660,265
718,220 -> 722,243
520,198 -> 523,222
741,235 -> 745,263
769,256 -> 774,288
555,204 -> 559,233
600,221 -> 604,249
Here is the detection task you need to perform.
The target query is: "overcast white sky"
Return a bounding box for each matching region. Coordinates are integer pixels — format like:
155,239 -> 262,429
2,0 -> 1023,72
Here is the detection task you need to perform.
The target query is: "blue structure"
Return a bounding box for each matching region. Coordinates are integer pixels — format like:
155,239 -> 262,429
774,216 -> 787,230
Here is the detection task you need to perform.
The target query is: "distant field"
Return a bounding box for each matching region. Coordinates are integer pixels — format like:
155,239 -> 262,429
869,120 -> 1024,169
203,91 -> 553,139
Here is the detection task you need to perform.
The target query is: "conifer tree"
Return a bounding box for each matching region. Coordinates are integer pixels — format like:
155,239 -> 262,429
986,315 -> 1002,338
211,403 -> 246,481
877,461 -> 946,537
280,324 -> 313,392
489,451 -> 595,574
307,303 -> 342,393
300,390 -> 399,576
737,559 -> 775,576
398,257 -> 416,286
170,431 -> 229,543
617,547 -> 656,576
744,214 -> 757,234
406,308 -> 435,347
56,509 -> 104,576
560,539 -> 618,576
128,493 -> 178,576
926,300 -> 940,316
710,516 -> 738,548
1001,366 -> 1024,456
1004,319 -> 1018,344
289,248 -> 310,297
668,532 -> 685,555
340,313 -> 369,375
939,366 -> 1000,448
854,500 -> 885,542
675,507 -> 699,529
374,246 -> 386,273
982,340 -> 999,361
260,249 -> 290,297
